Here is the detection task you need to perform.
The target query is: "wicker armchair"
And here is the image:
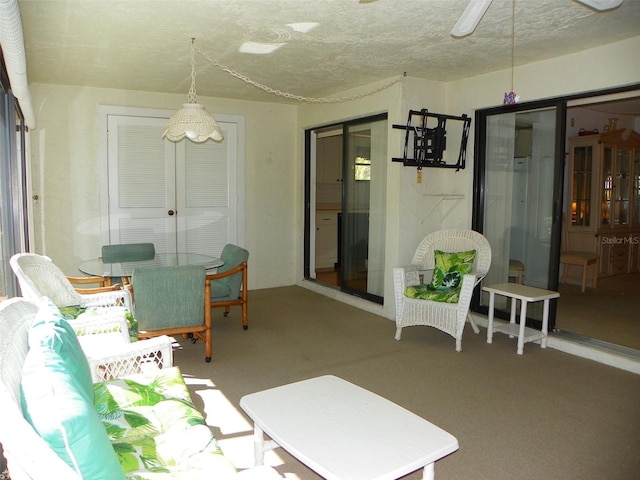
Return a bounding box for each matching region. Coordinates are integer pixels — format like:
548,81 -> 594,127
393,229 -> 492,352
10,252 -> 132,312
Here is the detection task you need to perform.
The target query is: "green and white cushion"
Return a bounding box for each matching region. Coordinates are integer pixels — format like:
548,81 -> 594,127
96,366 -> 238,479
404,249 -> 476,303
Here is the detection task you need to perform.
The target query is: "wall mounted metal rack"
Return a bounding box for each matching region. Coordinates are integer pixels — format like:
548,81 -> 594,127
392,108 -> 471,171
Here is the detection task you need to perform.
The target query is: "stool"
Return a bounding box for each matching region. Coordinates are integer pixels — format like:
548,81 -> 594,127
508,259 -> 525,284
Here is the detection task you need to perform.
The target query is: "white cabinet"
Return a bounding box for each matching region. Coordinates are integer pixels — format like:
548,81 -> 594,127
316,135 -> 343,185
315,212 -> 338,269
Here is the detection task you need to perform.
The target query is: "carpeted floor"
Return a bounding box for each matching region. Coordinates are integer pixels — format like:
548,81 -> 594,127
556,272 -> 640,350
171,286 -> 640,480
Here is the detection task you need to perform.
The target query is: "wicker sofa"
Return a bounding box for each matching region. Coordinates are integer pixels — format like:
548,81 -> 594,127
0,297 -> 282,480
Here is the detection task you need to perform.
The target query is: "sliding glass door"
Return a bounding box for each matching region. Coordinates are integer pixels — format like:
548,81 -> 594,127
473,102 -> 565,328
305,114 -> 387,303
0,88 -> 29,300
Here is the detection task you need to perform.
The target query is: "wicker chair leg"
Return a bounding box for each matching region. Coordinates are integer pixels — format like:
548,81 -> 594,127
395,327 -> 402,341
467,312 -> 480,334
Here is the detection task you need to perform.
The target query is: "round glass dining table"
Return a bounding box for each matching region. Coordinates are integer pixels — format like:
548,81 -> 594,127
78,253 -> 224,284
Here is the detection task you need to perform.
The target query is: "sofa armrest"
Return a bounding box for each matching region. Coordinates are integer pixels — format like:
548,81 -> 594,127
87,335 -> 174,382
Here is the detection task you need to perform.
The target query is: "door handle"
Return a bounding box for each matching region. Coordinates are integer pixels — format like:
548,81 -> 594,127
168,210 -> 175,216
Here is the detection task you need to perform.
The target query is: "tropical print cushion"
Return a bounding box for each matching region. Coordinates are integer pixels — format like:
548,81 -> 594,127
404,284 -> 462,303
428,249 -> 476,291
404,249 -> 476,303
95,366 -> 238,479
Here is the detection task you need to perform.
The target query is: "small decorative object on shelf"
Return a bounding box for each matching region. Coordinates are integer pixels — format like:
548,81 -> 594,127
503,91 -> 520,105
578,128 -> 599,136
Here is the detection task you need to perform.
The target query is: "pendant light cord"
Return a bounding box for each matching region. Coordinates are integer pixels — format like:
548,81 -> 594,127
510,0 -> 515,92
187,38 -> 199,104
192,41 -> 404,104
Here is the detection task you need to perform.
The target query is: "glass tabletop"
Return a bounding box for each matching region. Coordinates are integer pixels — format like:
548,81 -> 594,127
78,253 -> 224,278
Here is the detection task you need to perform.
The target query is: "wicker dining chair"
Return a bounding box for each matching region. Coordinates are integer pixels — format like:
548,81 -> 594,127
393,229 -> 492,352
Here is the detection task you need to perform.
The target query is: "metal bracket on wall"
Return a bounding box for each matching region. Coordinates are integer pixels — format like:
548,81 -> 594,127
421,193 -> 465,223
392,109 -> 471,171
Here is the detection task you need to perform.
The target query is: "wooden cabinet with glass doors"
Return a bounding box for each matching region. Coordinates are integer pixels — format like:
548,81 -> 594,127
567,129 -> 640,278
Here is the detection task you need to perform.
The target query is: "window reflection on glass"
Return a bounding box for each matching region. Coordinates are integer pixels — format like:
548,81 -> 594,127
354,156 -> 370,180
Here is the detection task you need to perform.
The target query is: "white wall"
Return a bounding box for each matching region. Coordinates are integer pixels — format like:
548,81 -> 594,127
27,84 -> 298,290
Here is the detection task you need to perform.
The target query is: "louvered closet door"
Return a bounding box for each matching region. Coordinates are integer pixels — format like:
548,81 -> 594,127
107,115 -> 177,252
176,122 -> 237,255
107,114 -> 236,257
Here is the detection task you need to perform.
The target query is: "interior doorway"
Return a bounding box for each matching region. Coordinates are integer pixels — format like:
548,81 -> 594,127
555,95 -> 640,351
305,114 -> 387,303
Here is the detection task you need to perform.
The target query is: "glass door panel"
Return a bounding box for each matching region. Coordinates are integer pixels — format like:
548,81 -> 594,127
341,118 -> 387,301
476,106 -> 560,326
306,114 -> 387,304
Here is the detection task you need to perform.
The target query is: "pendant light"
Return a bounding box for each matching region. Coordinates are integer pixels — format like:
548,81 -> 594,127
163,39 -> 224,143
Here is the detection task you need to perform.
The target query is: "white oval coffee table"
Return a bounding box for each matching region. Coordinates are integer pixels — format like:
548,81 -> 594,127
240,375 -> 458,480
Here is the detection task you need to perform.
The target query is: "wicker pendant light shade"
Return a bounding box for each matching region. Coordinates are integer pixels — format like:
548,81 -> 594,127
163,39 -> 223,143
163,103 -> 223,142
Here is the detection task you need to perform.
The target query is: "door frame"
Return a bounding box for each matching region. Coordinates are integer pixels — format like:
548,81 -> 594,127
303,112 -> 388,304
471,83 -> 640,329
472,98 -> 566,330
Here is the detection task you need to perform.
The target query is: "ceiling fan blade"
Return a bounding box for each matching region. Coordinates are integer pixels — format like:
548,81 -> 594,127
451,0 -> 494,38
575,0 -> 623,10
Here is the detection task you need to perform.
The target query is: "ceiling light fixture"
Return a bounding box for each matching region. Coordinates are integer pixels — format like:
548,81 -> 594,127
163,38 -> 224,143
452,0 -> 623,39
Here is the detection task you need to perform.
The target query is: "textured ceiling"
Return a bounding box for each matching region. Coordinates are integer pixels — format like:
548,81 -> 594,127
16,0 -> 640,104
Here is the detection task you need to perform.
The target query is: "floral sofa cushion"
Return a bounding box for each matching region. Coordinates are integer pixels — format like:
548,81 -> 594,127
95,366 -> 238,479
